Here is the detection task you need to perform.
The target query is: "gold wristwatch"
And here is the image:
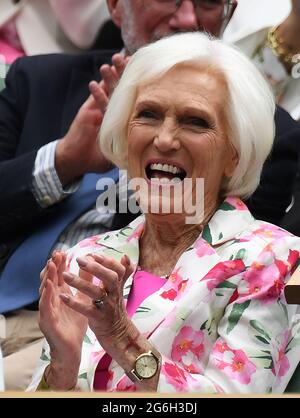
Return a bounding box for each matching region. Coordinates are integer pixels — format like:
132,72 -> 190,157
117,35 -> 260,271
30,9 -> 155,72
127,348 -> 161,382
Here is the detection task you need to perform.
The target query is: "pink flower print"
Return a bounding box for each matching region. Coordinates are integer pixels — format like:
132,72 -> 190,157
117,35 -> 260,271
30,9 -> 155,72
194,238 -> 215,257
90,349 -> 105,365
114,376 -> 136,392
240,224 -> 291,243
240,258 -> 285,305
272,331 -> 291,379
107,369 -> 114,384
160,268 -> 190,301
160,288 -> 177,301
229,350 -> 257,385
126,223 -> 144,242
78,235 -> 102,248
172,326 -> 205,373
214,341 -> 231,354
288,249 -> 300,271
162,362 -> 197,391
253,224 -> 291,240
168,268 -> 184,286
200,260 -> 245,291
213,341 -> 256,385
225,196 -> 248,211
178,279 -> 189,293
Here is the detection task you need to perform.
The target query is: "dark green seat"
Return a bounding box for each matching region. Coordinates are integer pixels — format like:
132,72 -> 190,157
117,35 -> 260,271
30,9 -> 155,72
285,363 -> 300,393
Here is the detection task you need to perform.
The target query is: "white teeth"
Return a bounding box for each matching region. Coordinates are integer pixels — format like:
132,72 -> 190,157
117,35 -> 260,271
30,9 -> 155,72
150,163 -> 183,174
162,164 -> 168,172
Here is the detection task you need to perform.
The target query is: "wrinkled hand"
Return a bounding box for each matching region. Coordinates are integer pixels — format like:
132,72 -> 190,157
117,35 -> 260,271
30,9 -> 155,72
60,253 -> 134,348
39,251 -> 92,369
55,53 -> 129,185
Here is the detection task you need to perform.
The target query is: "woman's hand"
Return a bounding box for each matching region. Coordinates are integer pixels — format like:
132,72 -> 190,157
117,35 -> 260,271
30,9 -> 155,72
58,253 -> 160,391
59,254 -> 134,349
39,251 -> 93,389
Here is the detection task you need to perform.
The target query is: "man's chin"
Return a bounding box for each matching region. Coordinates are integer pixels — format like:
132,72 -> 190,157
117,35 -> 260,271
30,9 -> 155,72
152,30 -> 181,43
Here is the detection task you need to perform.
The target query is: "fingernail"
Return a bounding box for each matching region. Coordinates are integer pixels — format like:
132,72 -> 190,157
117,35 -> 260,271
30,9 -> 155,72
124,254 -> 130,265
59,293 -> 70,303
52,250 -> 58,260
93,254 -> 103,262
62,272 -> 74,281
77,257 -> 87,267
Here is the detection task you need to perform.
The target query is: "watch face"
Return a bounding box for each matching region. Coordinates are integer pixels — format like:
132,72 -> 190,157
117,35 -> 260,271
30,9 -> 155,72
135,353 -> 158,379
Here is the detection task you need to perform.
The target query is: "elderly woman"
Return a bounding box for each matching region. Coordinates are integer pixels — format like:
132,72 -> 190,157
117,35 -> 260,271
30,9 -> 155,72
30,32 -> 300,393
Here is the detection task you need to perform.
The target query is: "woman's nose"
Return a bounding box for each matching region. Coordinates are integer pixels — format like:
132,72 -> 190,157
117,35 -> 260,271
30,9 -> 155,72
169,0 -> 198,31
153,121 -> 180,152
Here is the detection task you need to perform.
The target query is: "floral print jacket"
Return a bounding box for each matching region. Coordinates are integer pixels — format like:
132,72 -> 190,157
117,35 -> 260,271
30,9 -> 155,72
29,197 -> 300,393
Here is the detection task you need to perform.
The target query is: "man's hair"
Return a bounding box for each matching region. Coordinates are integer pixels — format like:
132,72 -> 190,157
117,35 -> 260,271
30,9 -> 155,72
100,32 -> 275,198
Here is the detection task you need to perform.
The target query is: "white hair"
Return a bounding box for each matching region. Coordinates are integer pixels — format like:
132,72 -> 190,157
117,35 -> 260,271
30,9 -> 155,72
99,32 -> 275,198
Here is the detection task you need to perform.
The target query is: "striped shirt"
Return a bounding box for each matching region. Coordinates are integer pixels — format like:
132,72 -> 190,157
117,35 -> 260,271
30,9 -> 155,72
31,140 -> 114,253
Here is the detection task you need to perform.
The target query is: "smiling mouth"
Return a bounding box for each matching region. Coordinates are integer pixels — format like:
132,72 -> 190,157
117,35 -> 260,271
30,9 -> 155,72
145,162 -> 187,184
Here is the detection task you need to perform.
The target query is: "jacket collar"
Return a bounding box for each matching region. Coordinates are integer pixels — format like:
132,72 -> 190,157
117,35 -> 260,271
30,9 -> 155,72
202,196 -> 255,246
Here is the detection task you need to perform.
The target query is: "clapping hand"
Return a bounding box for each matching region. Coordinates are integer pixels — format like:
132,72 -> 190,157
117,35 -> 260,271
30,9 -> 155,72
60,253 -> 134,350
55,53 -> 129,185
39,251 -> 94,389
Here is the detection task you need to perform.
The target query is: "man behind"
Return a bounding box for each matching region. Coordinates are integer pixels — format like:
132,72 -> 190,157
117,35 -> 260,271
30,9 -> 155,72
0,0 -> 299,391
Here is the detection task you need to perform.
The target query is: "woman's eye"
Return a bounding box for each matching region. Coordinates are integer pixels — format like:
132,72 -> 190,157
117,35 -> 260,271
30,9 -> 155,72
137,109 -> 158,119
182,117 -> 209,128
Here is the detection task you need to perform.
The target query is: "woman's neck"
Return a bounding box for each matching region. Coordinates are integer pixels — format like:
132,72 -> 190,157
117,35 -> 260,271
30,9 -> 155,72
138,194 -> 220,276
138,215 -> 202,277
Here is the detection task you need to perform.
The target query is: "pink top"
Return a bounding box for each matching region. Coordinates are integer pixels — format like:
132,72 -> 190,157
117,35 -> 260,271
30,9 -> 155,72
93,270 -> 166,390
0,21 -> 25,64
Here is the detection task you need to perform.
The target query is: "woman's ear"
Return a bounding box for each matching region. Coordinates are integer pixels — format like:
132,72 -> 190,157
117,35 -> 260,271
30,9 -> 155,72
224,144 -> 239,178
106,0 -> 122,28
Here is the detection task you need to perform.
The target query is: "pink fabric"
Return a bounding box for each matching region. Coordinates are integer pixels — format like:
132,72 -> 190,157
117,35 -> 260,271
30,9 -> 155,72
0,21 -> 25,64
93,270 -> 166,391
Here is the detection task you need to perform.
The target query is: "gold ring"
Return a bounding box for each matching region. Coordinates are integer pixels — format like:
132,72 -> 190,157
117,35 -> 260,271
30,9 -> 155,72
93,290 -> 108,309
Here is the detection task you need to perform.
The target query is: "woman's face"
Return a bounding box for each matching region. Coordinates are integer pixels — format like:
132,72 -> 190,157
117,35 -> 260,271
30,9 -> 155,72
127,64 -> 238,222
